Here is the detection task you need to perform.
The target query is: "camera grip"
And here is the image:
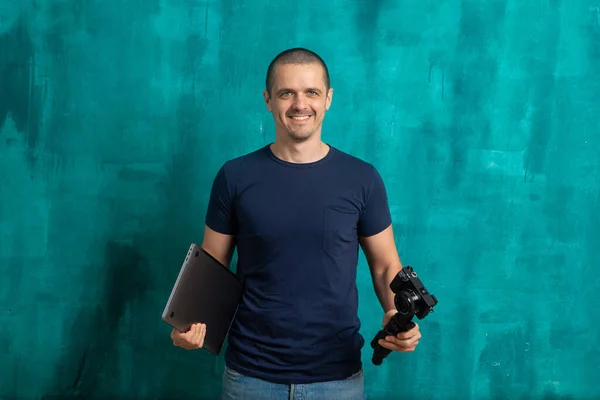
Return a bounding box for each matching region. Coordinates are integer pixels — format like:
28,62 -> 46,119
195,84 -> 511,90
370,314 -> 416,365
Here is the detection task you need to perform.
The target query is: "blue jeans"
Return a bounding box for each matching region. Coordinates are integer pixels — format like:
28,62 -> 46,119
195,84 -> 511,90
221,366 -> 367,400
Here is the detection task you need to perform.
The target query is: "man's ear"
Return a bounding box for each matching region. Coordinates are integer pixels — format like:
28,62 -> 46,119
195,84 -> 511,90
263,90 -> 272,112
325,88 -> 334,111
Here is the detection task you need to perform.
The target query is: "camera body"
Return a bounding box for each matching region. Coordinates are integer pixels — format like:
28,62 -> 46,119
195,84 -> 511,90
370,266 -> 438,365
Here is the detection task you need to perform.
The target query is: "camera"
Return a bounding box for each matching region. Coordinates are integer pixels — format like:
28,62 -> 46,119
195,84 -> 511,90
370,266 -> 438,365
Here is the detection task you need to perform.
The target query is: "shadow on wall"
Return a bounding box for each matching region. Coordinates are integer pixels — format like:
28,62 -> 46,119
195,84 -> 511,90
41,240 -> 222,400
41,241 -> 151,399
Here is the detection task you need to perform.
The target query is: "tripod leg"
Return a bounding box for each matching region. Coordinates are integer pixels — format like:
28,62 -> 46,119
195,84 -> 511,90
370,314 -> 415,365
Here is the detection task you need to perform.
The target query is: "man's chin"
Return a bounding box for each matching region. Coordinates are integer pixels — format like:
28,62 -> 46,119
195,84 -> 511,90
282,124 -> 310,136
287,131 -> 314,142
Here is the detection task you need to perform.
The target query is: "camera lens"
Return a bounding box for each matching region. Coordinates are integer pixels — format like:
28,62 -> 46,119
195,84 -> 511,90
396,290 -> 418,315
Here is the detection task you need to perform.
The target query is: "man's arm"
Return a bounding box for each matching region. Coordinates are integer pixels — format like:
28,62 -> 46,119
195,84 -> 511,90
201,225 -> 236,268
357,167 -> 421,353
360,223 -> 421,353
359,224 -> 402,313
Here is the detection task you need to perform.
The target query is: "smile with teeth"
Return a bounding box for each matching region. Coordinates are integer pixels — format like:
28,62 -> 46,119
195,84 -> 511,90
290,115 -> 312,120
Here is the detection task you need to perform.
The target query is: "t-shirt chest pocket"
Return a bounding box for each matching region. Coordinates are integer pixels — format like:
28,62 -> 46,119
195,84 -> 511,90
321,207 -> 359,257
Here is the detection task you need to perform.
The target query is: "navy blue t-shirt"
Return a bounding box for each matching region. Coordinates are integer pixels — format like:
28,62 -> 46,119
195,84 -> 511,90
205,144 -> 392,384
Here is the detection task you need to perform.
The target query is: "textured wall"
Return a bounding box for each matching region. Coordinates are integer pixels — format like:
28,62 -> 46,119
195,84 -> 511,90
1,1 -> 599,399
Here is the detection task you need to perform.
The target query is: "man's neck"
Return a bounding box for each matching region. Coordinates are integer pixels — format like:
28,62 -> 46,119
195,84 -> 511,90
270,139 -> 330,164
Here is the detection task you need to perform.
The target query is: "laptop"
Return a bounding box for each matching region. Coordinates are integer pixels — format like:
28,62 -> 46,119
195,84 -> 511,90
162,243 -> 244,355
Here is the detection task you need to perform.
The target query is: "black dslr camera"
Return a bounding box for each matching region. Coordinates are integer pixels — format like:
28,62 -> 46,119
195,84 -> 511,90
370,266 -> 438,366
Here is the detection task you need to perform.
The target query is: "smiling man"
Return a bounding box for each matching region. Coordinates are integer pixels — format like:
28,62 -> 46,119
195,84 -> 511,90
264,56 -> 331,148
170,48 -> 422,400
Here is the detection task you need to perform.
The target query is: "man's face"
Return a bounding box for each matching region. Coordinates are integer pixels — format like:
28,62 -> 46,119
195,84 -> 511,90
263,63 -> 333,142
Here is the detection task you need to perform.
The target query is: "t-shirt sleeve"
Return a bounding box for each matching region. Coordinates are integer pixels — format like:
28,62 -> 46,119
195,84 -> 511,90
205,164 -> 238,235
357,165 -> 392,237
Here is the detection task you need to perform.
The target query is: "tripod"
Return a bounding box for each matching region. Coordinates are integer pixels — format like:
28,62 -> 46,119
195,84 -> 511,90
370,308 -> 416,365
369,266 -> 438,366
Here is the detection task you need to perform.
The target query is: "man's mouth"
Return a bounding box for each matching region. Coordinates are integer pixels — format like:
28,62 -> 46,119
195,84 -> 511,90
289,115 -> 312,121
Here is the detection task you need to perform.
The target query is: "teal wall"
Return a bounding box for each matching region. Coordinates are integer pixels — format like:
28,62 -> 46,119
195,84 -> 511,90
1,1 -> 599,399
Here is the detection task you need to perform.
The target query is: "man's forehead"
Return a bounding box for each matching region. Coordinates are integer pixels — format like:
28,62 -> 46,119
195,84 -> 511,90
271,63 -> 327,89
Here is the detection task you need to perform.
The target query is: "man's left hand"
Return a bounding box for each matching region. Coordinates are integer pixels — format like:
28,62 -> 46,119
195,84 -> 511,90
377,310 -> 422,352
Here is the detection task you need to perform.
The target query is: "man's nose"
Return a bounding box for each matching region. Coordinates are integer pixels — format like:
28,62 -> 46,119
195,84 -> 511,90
293,94 -> 308,109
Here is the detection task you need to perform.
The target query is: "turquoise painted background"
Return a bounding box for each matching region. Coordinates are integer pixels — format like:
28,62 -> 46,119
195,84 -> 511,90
1,1 -> 599,399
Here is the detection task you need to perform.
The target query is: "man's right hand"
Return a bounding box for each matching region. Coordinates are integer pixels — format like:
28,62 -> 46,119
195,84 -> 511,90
171,323 -> 206,350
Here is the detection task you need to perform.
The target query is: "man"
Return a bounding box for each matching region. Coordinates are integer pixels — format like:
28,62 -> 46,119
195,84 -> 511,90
171,48 -> 422,399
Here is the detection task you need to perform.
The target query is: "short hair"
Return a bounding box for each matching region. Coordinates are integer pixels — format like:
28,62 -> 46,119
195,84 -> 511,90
265,47 -> 330,95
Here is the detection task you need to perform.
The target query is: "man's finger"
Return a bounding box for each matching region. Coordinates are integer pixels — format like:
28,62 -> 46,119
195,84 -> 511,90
384,335 -> 420,352
190,324 -> 201,345
385,334 -> 419,345
379,338 -> 418,352
395,328 -> 421,340
198,324 -> 206,347
378,339 -> 416,352
188,324 -> 204,347
195,324 -> 204,346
